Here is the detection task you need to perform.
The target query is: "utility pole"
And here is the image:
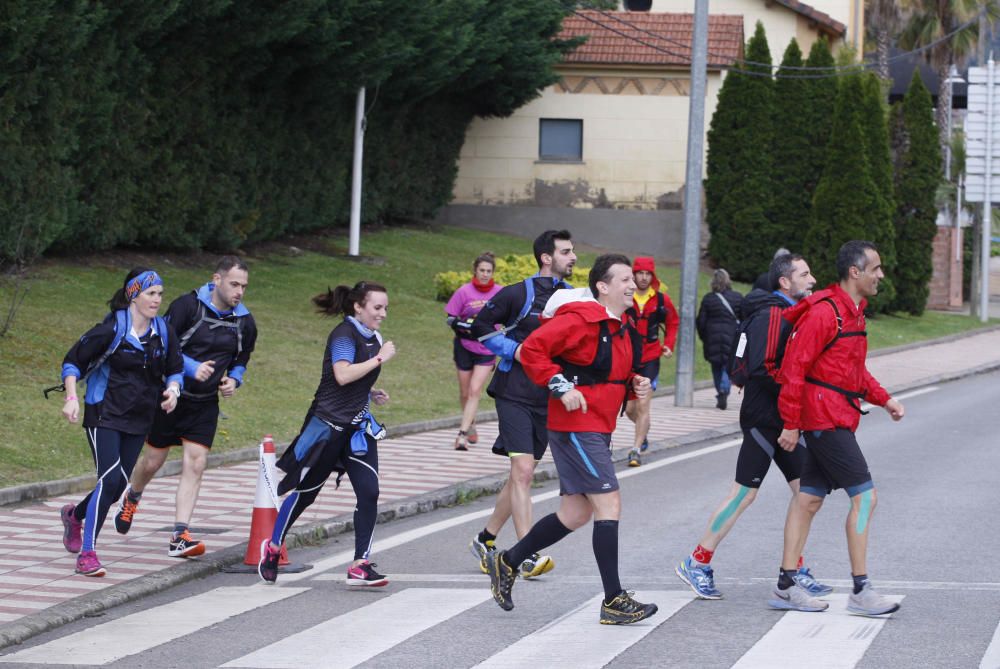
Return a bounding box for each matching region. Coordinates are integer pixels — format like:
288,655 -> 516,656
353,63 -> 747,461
349,86 -> 366,257
675,0 -> 709,407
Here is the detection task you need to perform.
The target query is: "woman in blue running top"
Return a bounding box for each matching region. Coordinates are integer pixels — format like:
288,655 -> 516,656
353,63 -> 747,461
59,267 -> 184,577
259,281 -> 396,587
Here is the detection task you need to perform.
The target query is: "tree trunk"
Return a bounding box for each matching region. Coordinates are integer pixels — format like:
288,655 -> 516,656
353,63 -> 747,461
877,29 -> 891,81
937,61 -> 951,173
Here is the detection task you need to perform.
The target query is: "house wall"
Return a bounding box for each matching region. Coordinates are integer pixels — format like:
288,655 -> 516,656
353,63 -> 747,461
452,68 -> 724,210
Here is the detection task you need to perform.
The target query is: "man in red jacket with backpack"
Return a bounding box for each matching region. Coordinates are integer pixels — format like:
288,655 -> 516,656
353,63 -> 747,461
623,256 -> 678,467
769,240 -> 905,617
484,254 -> 658,625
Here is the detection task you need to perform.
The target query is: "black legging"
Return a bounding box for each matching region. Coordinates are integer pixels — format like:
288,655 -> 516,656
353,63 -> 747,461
72,427 -> 145,552
273,430 -> 380,560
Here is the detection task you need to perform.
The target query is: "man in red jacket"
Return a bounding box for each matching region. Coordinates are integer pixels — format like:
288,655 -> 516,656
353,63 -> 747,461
769,240 -> 905,617
485,254 -> 658,625
623,256 -> 678,467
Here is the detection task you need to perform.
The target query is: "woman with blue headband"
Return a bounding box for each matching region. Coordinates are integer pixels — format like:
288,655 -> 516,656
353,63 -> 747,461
58,267 -> 184,576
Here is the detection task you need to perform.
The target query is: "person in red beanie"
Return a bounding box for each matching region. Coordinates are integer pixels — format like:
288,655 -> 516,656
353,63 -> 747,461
622,256 -> 678,466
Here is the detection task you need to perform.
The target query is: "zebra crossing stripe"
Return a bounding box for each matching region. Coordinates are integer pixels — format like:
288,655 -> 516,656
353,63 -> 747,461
732,593 -> 905,669
981,615 -> 1000,669
222,587 -> 491,668
0,586 -> 307,665
474,591 -> 694,668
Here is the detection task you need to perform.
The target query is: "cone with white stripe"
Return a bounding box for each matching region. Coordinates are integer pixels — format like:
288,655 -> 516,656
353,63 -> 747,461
242,435 -> 290,566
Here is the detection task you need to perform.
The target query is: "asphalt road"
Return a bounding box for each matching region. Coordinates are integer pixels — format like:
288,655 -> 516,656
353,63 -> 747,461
2,370 -> 999,669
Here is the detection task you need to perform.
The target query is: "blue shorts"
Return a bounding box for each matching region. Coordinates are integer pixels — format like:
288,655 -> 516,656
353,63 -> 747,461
548,430 -> 619,496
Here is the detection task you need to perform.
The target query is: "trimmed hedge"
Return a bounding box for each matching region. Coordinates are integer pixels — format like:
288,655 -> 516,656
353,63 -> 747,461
434,254 -> 591,301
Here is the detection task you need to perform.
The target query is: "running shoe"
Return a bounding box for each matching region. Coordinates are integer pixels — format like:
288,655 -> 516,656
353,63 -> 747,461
847,582 -> 900,617
60,503 -> 82,554
486,550 -> 517,611
600,591 -> 659,625
640,438 -> 649,453
346,560 -> 389,587
454,431 -> 468,451
258,539 -> 280,584
519,553 -> 554,578
768,584 -> 829,612
675,557 -> 723,600
470,535 -> 495,574
114,493 -> 140,535
467,425 -> 479,444
167,530 -> 206,558
75,550 -> 106,577
795,566 -> 833,596
627,449 -> 641,467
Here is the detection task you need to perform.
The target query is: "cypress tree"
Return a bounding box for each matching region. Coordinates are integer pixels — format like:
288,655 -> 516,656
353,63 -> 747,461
805,74 -> 884,288
770,39 -> 811,256
705,21 -> 774,281
859,72 -> 898,312
796,39 -> 838,249
892,73 -> 942,314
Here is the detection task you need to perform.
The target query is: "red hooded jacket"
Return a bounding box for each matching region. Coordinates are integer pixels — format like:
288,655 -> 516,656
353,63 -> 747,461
520,300 -> 636,433
777,284 -> 890,432
626,257 -> 679,363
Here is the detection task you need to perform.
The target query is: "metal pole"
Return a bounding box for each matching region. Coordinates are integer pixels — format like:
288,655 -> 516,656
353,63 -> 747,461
675,0 -> 709,407
349,86 -> 366,257
982,58 -> 994,323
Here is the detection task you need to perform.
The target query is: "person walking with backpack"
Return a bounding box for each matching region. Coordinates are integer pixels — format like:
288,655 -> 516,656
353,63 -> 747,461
696,269 -> 743,410
114,256 -> 257,558
623,256 -> 678,467
445,251 -> 502,451
258,281 -> 395,586
768,241 -> 905,617
467,230 -> 575,580
676,253 -> 832,600
58,267 -> 184,576
485,254 -> 658,625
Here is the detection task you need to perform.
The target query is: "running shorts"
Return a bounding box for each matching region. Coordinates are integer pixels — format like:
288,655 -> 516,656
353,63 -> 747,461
734,426 -> 806,488
548,430 -> 619,496
799,428 -> 873,497
492,398 -> 547,460
147,398 -> 220,450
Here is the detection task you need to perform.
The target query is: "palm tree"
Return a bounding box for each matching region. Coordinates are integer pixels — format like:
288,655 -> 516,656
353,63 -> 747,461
898,0 -> 1000,155
866,0 -> 905,81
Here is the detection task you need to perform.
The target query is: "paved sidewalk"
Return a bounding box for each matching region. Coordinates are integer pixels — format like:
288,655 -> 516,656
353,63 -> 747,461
1,326 -> 999,645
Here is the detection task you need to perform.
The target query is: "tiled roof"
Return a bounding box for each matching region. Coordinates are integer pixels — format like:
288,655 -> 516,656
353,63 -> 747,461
771,0 -> 847,37
559,11 -> 744,68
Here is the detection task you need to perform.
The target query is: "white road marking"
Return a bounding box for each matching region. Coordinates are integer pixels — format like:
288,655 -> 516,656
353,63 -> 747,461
860,385 -> 938,411
732,593 -> 905,669
474,591 -> 694,669
0,587 -> 307,665
222,588 -> 491,668
981,615 -> 1000,669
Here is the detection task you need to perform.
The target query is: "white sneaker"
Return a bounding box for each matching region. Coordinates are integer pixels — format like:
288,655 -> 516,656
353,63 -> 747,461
847,582 -> 900,617
768,583 -> 829,612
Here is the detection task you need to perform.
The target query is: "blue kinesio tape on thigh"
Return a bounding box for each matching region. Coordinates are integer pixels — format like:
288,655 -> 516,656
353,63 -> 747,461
855,489 -> 873,534
711,485 -> 749,533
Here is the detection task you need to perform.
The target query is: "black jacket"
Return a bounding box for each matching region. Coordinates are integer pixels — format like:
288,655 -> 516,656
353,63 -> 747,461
736,288 -> 795,431
696,289 -> 743,365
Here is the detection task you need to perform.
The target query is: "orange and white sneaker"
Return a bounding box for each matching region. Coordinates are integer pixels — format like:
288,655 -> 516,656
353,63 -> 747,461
168,530 -> 206,558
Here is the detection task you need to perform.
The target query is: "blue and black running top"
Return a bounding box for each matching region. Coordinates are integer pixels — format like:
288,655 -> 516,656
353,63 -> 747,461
61,310 -> 184,435
309,317 -> 382,426
166,284 -> 257,401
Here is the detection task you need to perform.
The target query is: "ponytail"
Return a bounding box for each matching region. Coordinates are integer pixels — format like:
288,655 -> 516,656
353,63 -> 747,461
313,280 -> 387,317
108,266 -> 155,311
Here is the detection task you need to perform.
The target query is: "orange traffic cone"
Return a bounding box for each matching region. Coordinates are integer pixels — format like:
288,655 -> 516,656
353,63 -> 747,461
242,435 -> 290,566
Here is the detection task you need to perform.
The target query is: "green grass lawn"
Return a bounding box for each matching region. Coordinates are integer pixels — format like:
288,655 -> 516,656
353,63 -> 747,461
0,224 -> 993,487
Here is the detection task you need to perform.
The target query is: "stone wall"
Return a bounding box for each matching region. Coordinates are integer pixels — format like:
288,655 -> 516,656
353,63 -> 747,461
928,225 -> 964,310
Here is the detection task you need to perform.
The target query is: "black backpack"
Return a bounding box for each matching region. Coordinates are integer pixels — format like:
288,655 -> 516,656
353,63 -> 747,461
728,308 -> 768,390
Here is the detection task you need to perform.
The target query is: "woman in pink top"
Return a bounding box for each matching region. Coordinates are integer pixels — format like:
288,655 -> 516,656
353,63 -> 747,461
445,252 -> 502,450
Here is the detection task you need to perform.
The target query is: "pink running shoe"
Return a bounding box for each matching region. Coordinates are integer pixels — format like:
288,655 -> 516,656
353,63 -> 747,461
346,560 -> 388,587
75,550 -> 106,577
60,504 -> 82,554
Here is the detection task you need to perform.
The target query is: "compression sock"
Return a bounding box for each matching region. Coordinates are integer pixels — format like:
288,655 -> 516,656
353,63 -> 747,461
478,528 -> 497,545
797,555 -> 804,569
692,544 -> 714,566
593,520 -> 623,604
778,568 -> 798,590
852,573 -> 869,594
504,513 -> 572,568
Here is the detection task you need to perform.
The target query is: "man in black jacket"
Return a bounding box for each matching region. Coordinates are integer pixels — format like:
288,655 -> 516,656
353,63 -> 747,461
114,256 -> 257,558
676,253 -> 832,600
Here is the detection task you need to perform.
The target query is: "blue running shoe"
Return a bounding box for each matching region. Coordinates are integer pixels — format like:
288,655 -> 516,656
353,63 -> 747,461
795,566 -> 833,596
640,439 -> 649,453
675,557 -> 723,600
